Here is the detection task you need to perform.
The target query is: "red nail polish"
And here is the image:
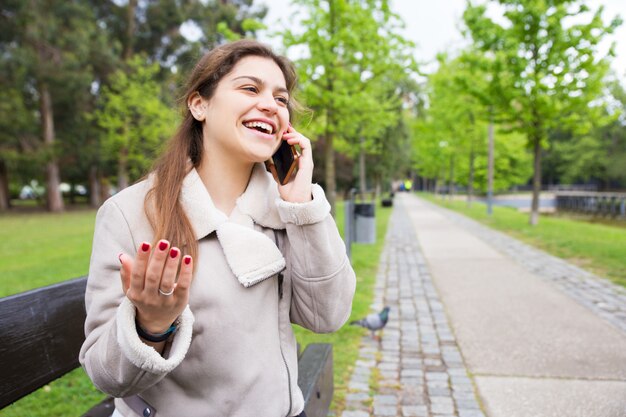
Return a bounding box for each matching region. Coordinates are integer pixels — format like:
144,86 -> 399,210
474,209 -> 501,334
159,241 -> 168,251
184,256 -> 191,265
141,243 -> 150,252
170,248 -> 179,258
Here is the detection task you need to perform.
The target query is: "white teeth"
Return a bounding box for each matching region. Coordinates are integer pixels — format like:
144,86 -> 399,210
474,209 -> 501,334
244,121 -> 274,134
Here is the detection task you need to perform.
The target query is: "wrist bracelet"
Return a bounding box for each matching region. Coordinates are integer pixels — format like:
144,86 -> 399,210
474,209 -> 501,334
135,318 -> 177,343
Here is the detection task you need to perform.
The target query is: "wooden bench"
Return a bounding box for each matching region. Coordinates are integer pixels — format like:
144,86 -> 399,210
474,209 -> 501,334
0,277 -> 333,417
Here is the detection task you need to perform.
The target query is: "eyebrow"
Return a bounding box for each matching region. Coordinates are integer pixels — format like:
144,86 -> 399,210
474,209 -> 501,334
231,75 -> 289,95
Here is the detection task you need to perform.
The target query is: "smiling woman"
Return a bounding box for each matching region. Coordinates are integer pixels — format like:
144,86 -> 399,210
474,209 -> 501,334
79,39 -> 356,417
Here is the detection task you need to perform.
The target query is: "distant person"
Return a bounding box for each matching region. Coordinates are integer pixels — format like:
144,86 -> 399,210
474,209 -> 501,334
79,39 -> 356,417
404,179 -> 413,192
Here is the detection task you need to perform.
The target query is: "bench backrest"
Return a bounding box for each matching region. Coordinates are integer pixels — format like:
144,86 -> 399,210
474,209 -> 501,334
0,277 -> 88,408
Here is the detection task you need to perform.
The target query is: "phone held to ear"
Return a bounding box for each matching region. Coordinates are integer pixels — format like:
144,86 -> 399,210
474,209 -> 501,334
266,140 -> 298,185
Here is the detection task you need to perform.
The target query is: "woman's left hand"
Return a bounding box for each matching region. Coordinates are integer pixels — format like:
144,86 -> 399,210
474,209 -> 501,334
277,125 -> 313,203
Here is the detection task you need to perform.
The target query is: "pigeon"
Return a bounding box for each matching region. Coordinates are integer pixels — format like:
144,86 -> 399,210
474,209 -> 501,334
350,306 -> 390,338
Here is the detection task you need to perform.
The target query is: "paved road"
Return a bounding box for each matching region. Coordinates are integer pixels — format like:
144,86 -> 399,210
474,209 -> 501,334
341,193 -> 626,417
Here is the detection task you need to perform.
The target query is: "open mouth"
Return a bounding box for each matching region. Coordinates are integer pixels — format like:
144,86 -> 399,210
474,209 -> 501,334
243,120 -> 276,135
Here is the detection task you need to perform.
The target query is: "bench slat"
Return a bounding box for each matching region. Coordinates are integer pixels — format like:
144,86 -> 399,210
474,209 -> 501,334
298,343 -> 333,417
0,277 -> 88,409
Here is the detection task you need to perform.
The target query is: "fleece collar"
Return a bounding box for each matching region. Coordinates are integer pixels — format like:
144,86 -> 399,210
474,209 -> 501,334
178,163 -> 286,288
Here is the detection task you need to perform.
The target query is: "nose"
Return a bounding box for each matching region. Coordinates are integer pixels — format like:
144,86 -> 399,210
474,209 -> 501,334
257,91 -> 278,114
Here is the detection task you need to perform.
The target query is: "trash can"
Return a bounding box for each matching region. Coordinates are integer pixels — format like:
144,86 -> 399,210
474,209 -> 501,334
354,203 -> 376,244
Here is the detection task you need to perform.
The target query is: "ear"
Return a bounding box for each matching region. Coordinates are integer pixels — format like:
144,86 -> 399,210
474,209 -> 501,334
188,92 -> 207,122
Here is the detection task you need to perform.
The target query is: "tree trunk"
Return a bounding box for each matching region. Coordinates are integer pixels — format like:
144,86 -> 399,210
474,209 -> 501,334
40,83 -> 64,212
324,0 -> 337,217
89,165 -> 101,207
530,133 -> 542,226
359,137 -> 366,195
448,154 -> 455,201
487,116 -> 494,216
467,144 -> 475,208
99,172 -> 110,204
123,0 -> 137,60
375,176 -> 381,200
0,159 -> 10,210
467,112 -> 476,208
325,130 -> 336,217
118,146 -> 129,190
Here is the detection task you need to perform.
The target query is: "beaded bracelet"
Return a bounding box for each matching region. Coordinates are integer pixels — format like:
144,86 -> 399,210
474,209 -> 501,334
135,318 -> 177,343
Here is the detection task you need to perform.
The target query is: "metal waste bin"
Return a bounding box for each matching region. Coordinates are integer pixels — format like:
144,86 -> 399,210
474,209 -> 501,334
354,203 -> 376,244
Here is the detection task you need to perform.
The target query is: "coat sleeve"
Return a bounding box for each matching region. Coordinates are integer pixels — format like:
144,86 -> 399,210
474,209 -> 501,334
275,184 -> 356,333
78,199 -> 194,397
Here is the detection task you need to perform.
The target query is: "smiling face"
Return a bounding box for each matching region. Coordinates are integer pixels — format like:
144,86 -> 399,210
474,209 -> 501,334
199,55 -> 291,166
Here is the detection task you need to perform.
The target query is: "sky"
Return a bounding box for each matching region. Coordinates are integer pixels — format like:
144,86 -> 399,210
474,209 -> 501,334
258,0 -> 626,78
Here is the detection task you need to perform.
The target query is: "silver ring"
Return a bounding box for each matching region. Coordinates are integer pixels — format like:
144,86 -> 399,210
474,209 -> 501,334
158,287 -> 174,296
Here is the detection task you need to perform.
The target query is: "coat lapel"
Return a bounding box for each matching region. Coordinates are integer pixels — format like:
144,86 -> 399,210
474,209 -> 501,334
179,163 -> 286,287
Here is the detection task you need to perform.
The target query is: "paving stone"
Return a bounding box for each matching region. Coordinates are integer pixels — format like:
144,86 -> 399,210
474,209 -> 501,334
456,399 -> 481,409
379,362 -> 399,371
373,405 -> 397,416
424,358 -> 443,367
345,392 -> 370,402
458,410 -> 486,417
380,370 -> 399,379
373,394 -> 398,406
426,379 -> 449,389
401,369 -> 424,378
342,411 -> 370,417
426,372 -> 449,381
430,401 -> 455,414
428,386 -> 452,397
453,389 -> 478,400
450,375 -> 472,385
401,405 -> 428,417
348,381 -> 369,391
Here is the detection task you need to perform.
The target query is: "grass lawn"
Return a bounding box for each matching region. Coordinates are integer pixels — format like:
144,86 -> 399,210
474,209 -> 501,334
0,201 -> 392,416
0,209 -> 95,297
421,193 -> 626,289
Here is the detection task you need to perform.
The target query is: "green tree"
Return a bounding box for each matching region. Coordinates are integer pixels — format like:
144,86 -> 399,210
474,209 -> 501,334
463,0 -> 621,225
90,0 -> 268,75
0,0 -> 115,212
415,52 -> 533,198
93,57 -> 177,190
85,0 -> 268,198
544,77 -> 626,189
282,0 -> 417,213
0,61 -> 39,210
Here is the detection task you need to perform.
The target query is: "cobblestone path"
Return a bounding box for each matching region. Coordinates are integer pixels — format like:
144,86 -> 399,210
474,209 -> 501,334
342,202 -> 486,417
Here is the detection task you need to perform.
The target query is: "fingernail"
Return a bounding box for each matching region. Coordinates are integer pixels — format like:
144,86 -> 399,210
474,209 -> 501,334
118,253 -> 123,264
170,248 -> 179,258
141,243 -> 150,252
159,241 -> 168,251
184,255 -> 191,265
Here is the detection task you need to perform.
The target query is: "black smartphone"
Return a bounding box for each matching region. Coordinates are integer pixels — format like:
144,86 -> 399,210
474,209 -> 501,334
266,140 -> 298,185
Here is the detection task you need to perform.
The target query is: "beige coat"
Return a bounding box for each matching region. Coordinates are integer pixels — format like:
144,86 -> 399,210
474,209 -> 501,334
79,163 -> 356,417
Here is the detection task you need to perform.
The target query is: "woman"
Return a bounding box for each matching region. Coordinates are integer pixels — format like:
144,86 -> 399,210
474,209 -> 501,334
79,39 -> 356,417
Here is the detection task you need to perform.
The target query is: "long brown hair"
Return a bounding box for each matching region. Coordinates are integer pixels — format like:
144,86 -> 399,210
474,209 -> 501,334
145,39 -> 299,263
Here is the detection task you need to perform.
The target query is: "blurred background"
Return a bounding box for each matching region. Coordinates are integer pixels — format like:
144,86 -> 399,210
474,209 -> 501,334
1,0 -> 624,217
